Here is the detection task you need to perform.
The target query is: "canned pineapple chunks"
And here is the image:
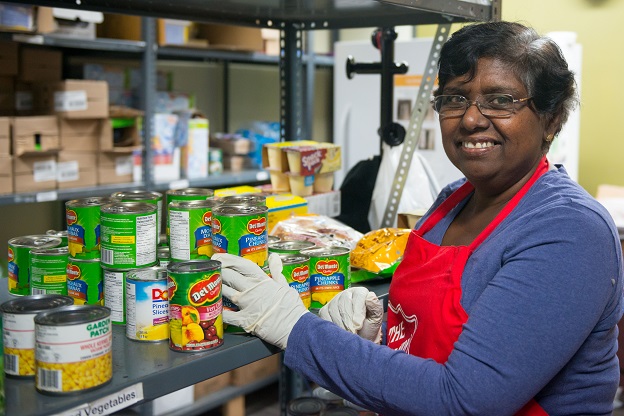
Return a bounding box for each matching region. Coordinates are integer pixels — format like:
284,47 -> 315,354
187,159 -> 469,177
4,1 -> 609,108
212,204 -> 268,267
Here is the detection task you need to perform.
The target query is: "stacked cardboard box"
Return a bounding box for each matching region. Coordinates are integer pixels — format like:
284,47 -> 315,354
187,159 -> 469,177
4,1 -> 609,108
0,117 -> 11,194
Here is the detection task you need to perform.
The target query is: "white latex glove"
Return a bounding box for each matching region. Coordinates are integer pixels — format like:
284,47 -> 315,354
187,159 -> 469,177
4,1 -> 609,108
318,287 -> 383,344
212,252 -> 309,350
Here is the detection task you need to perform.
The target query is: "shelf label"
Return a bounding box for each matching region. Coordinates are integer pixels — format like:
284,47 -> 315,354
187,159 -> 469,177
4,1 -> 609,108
51,383 -> 144,416
36,191 -> 58,202
57,161 -> 80,183
55,90 -> 88,112
33,160 -> 57,183
169,179 -> 190,190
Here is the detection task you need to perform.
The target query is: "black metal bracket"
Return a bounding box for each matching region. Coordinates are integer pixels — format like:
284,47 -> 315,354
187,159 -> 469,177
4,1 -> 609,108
345,27 -> 408,148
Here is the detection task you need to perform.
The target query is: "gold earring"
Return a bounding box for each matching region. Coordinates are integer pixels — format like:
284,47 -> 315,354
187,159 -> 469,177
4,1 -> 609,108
546,134 -> 554,142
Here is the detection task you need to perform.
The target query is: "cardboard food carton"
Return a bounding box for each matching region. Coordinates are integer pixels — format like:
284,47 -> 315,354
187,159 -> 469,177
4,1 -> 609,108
97,152 -> 134,185
57,151 -> 97,189
13,154 -> 57,193
11,115 -> 60,156
38,80 -> 108,119
0,117 -> 9,155
0,155 -> 13,194
60,118 -> 106,152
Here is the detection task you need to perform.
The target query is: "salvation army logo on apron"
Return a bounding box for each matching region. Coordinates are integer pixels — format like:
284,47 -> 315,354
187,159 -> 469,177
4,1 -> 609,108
387,302 -> 418,353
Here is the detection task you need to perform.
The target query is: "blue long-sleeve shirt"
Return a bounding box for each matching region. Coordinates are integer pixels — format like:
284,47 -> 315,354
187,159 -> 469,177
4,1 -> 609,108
284,165 -> 624,415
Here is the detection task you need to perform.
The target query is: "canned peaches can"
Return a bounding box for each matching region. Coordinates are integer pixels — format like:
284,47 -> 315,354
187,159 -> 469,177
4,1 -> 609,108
167,260 -> 223,352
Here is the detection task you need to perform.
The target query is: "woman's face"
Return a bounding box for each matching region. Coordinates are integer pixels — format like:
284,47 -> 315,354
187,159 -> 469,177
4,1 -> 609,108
439,57 -> 549,192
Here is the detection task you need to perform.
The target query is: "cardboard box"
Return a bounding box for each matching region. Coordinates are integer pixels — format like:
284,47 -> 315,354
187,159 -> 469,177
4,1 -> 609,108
13,154 -> 57,193
41,8 -> 103,39
0,41 -> 18,76
12,115 -> 60,156
101,107 -> 143,152
14,81 -> 34,115
19,48 -> 62,82
98,14 -> 192,47
157,19 -> 192,46
397,210 -> 427,229
0,155 -> 12,194
266,193 -> 308,233
57,151 -> 97,189
97,152 -> 134,185
231,355 -> 280,387
261,28 -> 280,56
193,371 -> 231,400
59,118 -> 105,151
211,134 -> 253,155
0,117 -> 9,155
195,23 -> 263,52
214,185 -> 262,198
222,155 -> 252,172
38,80 -> 108,119
180,117 -> 209,180
0,77 -> 15,116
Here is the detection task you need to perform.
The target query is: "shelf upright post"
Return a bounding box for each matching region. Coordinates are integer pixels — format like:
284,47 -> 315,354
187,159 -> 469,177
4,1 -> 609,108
304,31 -> 315,141
140,17 -> 157,191
279,24 -> 304,141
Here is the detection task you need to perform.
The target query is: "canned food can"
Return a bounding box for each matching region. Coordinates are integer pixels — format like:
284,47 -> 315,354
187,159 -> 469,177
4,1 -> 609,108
279,255 -> 311,309
268,235 -> 281,245
102,266 -> 135,325
269,240 -> 316,255
320,407 -> 361,416
46,230 -> 68,246
30,247 -> 69,296
219,194 -> 266,207
158,246 -> 170,268
208,148 -> 223,174
165,188 -> 214,237
300,247 -> 351,310
169,199 -> 220,262
126,266 -> 169,342
34,305 -> 112,394
287,397 -> 326,416
8,235 -> 62,296
0,295 -> 74,377
66,257 -> 103,305
212,204 -> 269,267
112,190 -> 164,237
100,202 -> 158,269
66,197 -> 120,259
167,260 -> 223,352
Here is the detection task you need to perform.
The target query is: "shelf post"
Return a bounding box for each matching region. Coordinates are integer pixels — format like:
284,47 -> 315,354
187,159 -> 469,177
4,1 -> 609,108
279,25 -> 304,141
140,17 -> 157,190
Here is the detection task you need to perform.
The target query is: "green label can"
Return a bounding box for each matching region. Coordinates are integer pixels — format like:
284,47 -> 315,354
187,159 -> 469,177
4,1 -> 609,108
30,247 -> 69,296
165,188 -> 214,237
0,295 -> 74,377
34,305 -> 112,394
219,194 -> 266,207
112,190 -> 164,237
269,240 -> 316,255
167,260 -> 223,352
100,202 -> 158,269
212,204 -> 269,268
126,266 -> 169,342
300,247 -> 351,310
158,246 -> 170,268
279,254 -> 311,309
169,199 -> 220,262
102,266 -> 135,325
8,235 -> 62,296
66,257 -> 103,305
66,197 -> 120,259
46,230 -> 68,246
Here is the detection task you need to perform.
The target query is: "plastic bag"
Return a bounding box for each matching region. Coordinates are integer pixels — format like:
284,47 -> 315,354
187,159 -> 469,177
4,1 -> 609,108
351,228 -> 410,274
270,215 -> 363,250
368,142 -> 441,229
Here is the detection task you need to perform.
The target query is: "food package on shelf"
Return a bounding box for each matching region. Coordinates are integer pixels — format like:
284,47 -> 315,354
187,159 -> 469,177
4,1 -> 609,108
350,228 -> 411,282
270,215 -> 362,250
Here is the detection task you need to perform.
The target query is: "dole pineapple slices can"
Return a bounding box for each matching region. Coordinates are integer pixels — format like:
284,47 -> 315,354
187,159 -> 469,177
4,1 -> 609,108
34,305 -> 112,394
0,295 -> 74,377
112,190 -> 164,237
169,199 -> 220,262
165,188 -> 214,237
66,197 -> 120,259
167,260 -> 223,352
30,246 -> 69,296
100,202 -> 158,269
212,204 -> 269,268
66,257 -> 103,305
279,254 -> 311,309
8,235 -> 62,296
126,266 -> 169,342
299,246 -> 351,310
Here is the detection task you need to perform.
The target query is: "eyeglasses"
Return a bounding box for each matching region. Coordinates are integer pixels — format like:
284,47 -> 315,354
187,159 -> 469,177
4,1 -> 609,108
431,94 -> 532,118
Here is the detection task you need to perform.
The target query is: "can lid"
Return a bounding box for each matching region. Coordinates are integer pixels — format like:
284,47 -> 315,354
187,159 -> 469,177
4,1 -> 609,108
8,235 -> 62,248
168,260 -> 221,274
287,397 -> 326,416
320,407 -> 360,416
66,196 -> 121,207
300,246 -> 350,257
112,190 -> 163,201
101,201 -> 157,214
270,240 -> 316,252
34,305 -> 111,326
279,254 -> 309,265
268,235 -> 281,244
170,199 -> 220,209
219,194 -> 267,206
212,204 -> 268,216
0,295 -> 74,314
46,229 -> 68,237
30,246 -> 69,256
166,188 -> 214,197
127,266 -> 168,281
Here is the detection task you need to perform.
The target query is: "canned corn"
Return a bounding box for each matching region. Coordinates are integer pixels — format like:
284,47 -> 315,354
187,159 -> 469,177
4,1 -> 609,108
100,202 -> 158,269
169,199 -> 220,262
0,295 -> 74,377
66,197 -> 120,259
126,266 -> 169,342
112,190 -> 164,237
300,246 -> 351,310
8,235 -> 62,296
34,305 -> 112,394
30,246 -> 69,296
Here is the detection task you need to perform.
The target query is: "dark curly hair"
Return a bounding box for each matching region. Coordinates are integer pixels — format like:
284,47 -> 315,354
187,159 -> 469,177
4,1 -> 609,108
435,21 -> 578,142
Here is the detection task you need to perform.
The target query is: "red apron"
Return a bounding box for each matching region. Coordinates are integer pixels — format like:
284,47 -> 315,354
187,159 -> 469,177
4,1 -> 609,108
387,157 -> 549,416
